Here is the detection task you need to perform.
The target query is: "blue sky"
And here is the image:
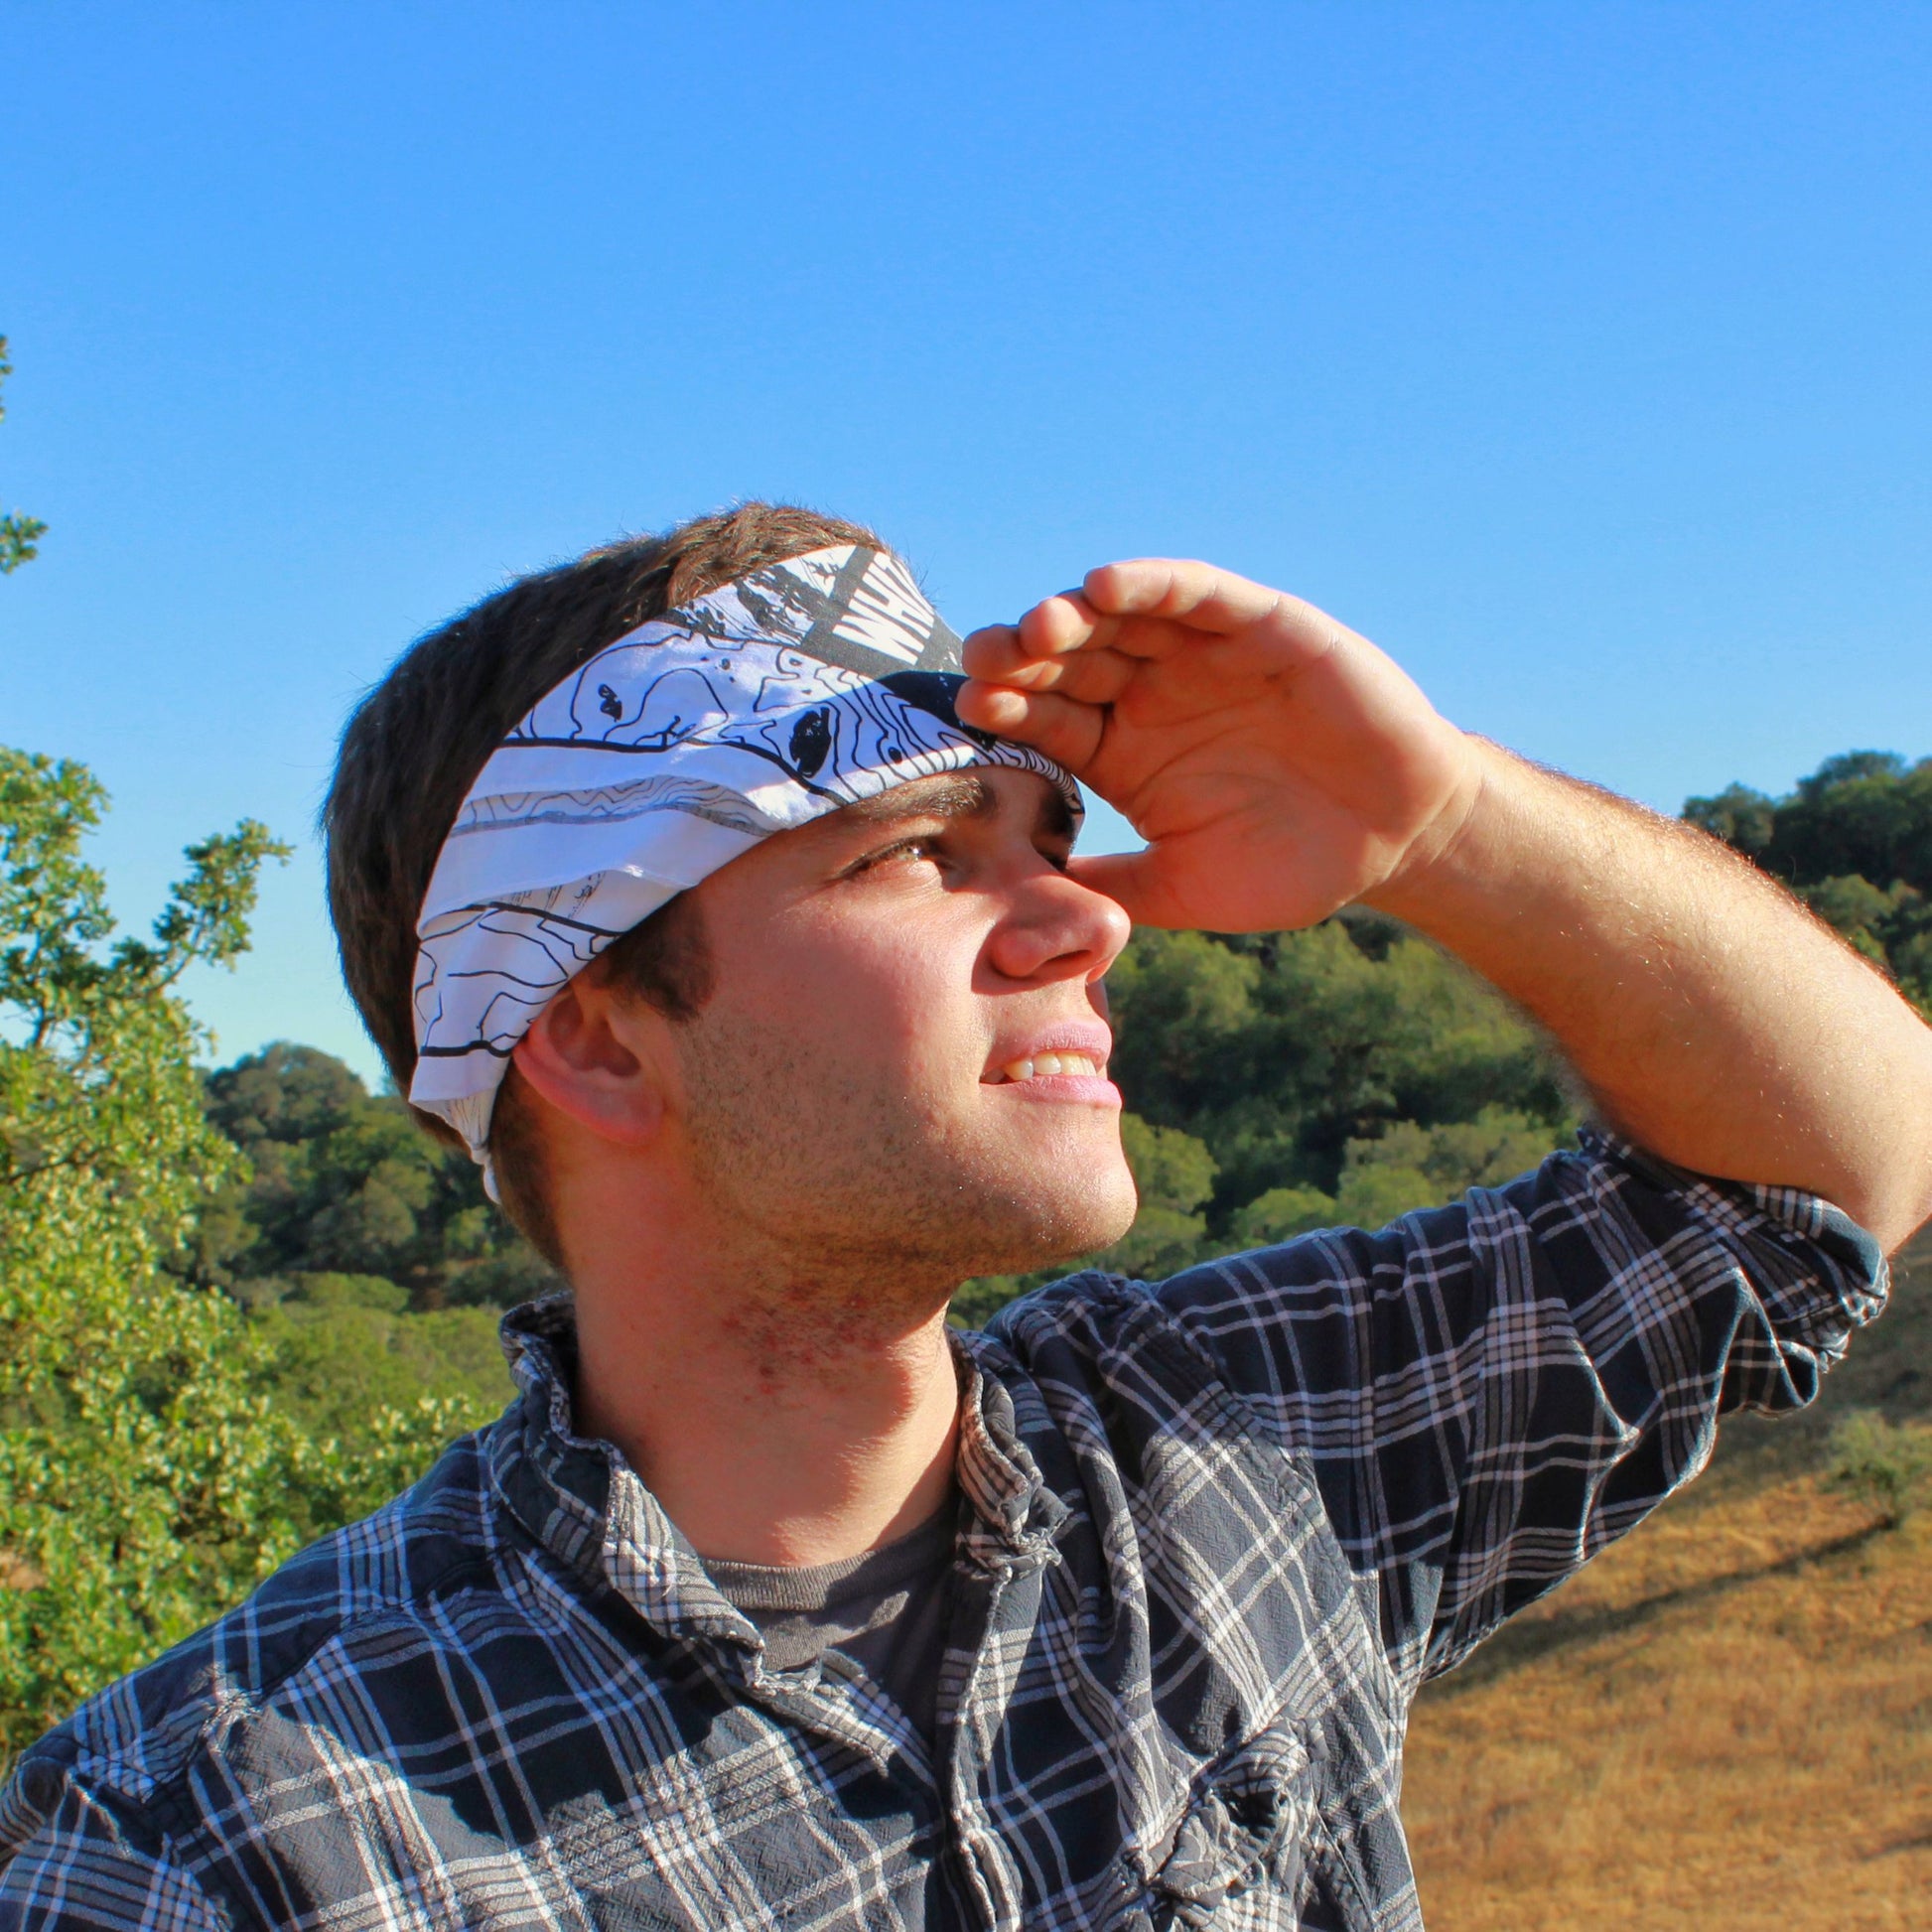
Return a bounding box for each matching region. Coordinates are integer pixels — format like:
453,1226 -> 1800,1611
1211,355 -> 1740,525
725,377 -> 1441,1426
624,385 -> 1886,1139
6,2 -> 1930,1084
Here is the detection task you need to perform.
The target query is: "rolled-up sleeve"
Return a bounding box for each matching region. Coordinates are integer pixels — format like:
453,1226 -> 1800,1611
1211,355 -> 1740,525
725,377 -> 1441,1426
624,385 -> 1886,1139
1153,1129 -> 1889,1691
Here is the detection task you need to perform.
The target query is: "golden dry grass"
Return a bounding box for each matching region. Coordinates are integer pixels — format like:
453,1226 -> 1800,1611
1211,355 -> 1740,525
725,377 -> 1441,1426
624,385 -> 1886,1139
1403,1230 -> 1932,1931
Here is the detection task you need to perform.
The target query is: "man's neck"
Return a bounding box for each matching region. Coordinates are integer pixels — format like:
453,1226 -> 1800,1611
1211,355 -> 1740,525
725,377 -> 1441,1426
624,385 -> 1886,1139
568,1247 -> 964,1569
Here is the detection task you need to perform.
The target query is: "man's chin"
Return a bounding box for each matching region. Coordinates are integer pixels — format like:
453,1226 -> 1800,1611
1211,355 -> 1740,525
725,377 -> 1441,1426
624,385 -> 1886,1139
944,1187 -> 1139,1283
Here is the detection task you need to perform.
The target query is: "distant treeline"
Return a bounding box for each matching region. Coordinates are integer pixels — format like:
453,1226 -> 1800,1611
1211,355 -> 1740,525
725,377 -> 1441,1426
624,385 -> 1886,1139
1685,751 -> 1931,1010
177,1045 -> 559,1312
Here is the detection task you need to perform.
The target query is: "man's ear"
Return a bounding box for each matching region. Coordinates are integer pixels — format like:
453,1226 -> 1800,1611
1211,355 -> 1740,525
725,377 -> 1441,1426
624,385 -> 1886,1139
509,972 -> 675,1149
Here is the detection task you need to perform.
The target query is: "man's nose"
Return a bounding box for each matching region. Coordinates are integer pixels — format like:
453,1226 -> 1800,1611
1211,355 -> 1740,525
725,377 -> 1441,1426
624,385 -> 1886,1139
985,869 -> 1133,987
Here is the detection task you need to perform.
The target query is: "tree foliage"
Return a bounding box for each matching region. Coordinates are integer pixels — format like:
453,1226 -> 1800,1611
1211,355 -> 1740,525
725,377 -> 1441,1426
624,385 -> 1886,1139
0,752 -> 488,1750
1107,917 -> 1571,1216
1686,751 -> 1932,1016
179,1043 -> 558,1311
242,1274 -> 512,1445
1827,1410 -> 1932,1527
0,338 -> 46,575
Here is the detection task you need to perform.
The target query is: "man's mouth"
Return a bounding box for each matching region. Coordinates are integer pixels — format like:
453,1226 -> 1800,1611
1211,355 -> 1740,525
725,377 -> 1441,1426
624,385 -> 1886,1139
990,1052 -> 1104,1084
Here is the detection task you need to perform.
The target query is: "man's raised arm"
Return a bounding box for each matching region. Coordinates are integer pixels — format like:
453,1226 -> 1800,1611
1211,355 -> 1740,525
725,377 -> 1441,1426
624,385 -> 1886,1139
1365,740 -> 1932,1250
959,559 -> 1932,1251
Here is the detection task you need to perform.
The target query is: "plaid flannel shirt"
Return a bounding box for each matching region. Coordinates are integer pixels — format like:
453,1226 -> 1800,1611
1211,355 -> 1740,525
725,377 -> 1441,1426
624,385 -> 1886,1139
0,1132 -> 1886,1930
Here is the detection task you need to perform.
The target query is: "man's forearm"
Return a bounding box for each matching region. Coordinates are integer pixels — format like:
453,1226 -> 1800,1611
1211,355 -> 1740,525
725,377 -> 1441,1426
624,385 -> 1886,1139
1367,738 -> 1932,1252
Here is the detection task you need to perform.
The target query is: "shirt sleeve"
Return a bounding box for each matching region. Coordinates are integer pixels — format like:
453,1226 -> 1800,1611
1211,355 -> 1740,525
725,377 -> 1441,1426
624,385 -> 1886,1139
1152,1128 -> 1888,1692
0,1765 -> 221,1932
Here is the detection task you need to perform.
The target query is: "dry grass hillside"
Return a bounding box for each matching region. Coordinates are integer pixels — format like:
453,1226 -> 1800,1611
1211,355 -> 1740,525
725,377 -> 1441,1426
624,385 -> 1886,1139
1403,1227 -> 1932,1930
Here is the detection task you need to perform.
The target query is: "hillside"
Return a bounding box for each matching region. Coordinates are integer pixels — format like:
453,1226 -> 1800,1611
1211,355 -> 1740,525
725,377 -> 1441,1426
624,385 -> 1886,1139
1402,1226 -> 1931,1929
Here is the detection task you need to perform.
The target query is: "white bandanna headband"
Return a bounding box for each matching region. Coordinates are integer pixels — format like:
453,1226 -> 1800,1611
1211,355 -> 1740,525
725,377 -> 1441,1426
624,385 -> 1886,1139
409,543 -> 1081,1187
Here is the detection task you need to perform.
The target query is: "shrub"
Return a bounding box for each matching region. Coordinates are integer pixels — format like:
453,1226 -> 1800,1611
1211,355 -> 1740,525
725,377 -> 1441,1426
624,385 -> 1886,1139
1826,1410 -> 1932,1526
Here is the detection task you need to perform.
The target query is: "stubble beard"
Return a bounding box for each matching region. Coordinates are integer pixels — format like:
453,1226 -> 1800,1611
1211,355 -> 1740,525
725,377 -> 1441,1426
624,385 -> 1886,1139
671,1007 -> 1134,1338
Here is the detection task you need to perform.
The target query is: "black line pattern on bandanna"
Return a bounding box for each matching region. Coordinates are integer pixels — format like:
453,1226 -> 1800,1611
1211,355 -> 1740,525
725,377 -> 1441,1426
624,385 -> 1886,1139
407,546 -> 1079,1163
413,904 -> 620,1061
499,731 -> 850,801
447,779 -> 782,842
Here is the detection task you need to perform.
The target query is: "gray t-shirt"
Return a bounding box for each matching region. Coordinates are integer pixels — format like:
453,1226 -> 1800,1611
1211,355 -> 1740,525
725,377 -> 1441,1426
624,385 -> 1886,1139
706,1503 -> 957,1743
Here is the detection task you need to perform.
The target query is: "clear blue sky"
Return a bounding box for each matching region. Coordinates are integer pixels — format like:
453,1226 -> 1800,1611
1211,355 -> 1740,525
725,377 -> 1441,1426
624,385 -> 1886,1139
6,2 -> 1929,1084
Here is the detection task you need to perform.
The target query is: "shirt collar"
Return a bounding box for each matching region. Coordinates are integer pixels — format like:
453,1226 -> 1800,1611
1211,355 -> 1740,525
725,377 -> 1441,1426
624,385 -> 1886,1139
949,1327 -> 1070,1570
488,1298 -> 1065,1648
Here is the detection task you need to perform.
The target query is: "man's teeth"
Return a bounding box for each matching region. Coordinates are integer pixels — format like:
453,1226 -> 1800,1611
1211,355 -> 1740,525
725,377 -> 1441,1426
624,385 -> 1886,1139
999,1052 -> 1100,1082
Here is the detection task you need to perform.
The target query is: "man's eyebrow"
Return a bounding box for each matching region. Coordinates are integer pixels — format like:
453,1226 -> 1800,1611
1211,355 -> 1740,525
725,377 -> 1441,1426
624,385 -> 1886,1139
828,771 -> 1078,845
833,774 -> 1001,831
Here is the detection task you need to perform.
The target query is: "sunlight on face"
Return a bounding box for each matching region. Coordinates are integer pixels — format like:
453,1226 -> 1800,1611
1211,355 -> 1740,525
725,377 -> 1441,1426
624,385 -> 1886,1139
664,770 -> 1138,1292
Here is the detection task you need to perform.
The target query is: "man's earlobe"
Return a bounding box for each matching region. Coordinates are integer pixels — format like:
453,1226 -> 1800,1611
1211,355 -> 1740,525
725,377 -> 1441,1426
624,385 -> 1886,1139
509,979 -> 669,1148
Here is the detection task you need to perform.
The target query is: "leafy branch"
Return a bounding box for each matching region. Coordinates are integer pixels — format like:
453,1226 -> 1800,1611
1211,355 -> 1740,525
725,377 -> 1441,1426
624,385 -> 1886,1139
0,337 -> 47,575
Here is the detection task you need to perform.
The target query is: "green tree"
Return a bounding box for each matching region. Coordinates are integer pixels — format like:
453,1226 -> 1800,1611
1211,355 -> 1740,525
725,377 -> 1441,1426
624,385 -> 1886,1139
242,1274 -> 511,1441
1772,752 -> 1932,894
184,1042 -> 559,1311
1333,1106 -> 1572,1227
0,752 -> 475,1748
0,338 -> 47,574
1227,1107 -> 1572,1245
1108,917 -> 1570,1220
1227,1183 -> 1338,1247
1686,752 -> 1932,1017
1679,781 -> 1775,860
1102,1114 -> 1220,1280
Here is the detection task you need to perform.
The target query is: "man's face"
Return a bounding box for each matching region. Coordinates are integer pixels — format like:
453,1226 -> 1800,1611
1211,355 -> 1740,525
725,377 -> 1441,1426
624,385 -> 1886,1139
661,768 -> 1138,1295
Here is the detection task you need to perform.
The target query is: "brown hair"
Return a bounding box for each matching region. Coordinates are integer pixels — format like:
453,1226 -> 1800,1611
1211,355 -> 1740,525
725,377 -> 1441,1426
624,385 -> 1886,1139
324,501 -> 885,1260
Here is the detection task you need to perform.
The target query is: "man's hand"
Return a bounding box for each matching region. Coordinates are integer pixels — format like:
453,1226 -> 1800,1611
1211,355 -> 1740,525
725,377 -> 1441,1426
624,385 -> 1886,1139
964,556 -> 1932,1250
958,560 -> 1481,931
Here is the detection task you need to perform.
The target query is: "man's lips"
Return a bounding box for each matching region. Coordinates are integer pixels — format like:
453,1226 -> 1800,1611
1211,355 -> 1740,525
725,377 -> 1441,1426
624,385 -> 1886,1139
982,1024 -> 1119,1101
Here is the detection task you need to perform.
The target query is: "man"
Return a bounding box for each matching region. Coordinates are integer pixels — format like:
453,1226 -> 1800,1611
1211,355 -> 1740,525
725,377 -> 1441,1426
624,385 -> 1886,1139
2,500 -> 1928,1930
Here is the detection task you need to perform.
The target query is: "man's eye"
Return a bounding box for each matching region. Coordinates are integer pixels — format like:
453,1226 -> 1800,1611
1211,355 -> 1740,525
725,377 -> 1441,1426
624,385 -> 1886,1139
855,837 -> 938,874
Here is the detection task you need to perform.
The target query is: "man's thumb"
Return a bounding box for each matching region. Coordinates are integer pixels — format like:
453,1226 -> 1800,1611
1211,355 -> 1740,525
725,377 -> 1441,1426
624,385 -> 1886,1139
1065,851 -> 1184,928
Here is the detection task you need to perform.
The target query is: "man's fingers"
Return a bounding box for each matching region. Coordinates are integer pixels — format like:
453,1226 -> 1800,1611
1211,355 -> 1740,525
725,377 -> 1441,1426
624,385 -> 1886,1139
979,564 -> 1337,668
961,623 -> 1137,701
1082,558 -> 1310,641
1011,594 -> 1196,664
954,682 -> 1106,771
985,568 -> 1328,671
961,621 -> 1063,683
1018,592 -> 1108,657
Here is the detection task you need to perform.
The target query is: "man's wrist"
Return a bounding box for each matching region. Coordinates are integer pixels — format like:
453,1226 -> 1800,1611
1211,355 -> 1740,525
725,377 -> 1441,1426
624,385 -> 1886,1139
1359,734 -> 1515,937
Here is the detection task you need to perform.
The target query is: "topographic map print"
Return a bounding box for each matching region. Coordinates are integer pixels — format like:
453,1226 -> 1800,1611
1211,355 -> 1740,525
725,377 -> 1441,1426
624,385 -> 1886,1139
408,545 -> 1078,1171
